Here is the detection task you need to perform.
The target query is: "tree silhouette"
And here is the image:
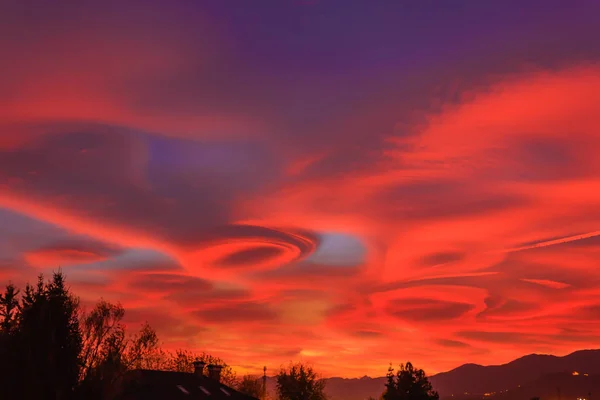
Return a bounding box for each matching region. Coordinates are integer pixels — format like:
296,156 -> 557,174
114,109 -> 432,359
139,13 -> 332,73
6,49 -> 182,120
80,300 -> 126,378
0,283 -> 22,399
1,271 -> 244,399
18,272 -> 83,400
77,300 -> 128,400
0,283 -> 19,332
77,301 -> 240,397
77,300 -> 173,399
276,362 -> 327,400
124,321 -> 166,370
382,362 -> 439,400
238,374 -> 264,398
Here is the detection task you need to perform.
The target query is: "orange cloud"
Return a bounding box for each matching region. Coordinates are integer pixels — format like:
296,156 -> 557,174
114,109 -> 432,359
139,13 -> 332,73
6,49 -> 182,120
2,62 -> 600,378
25,248 -> 107,268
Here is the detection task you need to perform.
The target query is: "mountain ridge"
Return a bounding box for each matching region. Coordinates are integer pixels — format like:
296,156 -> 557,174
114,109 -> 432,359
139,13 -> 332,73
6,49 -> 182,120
264,349 -> 600,400
430,348 -> 600,396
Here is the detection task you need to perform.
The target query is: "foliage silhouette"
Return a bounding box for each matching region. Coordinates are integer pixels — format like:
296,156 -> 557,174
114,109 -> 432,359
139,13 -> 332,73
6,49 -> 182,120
0,283 -> 19,332
276,362 -> 327,400
77,300 -> 168,399
0,272 -> 83,400
382,362 -> 439,400
77,303 -> 238,398
0,283 -> 22,399
238,374 -> 264,398
0,271 -> 241,400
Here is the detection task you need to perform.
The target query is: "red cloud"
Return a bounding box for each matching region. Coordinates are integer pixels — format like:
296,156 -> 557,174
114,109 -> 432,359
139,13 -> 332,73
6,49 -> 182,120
25,248 -> 107,267
24,241 -> 122,268
2,62 -> 600,377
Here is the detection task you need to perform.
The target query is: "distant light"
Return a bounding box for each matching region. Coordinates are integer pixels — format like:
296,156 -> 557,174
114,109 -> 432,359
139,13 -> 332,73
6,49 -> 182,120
573,371 -> 580,376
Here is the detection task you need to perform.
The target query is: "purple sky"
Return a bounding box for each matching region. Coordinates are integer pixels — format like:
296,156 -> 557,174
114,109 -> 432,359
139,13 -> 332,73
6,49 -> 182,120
1,0 -> 600,377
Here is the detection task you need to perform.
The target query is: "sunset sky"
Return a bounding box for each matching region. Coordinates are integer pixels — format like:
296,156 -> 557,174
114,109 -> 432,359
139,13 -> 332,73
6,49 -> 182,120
2,0 -> 600,378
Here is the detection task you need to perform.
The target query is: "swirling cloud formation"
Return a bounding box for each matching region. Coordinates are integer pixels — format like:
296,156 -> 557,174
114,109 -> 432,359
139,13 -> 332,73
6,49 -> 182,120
1,0 -> 600,377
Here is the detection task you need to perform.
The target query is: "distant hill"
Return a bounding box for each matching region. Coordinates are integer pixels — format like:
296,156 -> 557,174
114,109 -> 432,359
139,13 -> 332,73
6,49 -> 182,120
264,349 -> 600,400
430,349 -> 600,397
490,372 -> 599,400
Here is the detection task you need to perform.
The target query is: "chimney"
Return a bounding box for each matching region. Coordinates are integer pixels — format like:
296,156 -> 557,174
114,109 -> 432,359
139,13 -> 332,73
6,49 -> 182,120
206,364 -> 223,382
192,360 -> 206,378
262,366 -> 267,400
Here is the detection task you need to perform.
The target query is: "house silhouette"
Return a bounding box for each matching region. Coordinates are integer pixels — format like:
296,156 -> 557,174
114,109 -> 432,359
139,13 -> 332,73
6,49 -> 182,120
116,361 -> 259,400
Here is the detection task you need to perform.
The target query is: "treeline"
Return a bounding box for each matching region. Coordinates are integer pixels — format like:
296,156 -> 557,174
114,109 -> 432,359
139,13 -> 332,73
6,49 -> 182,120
272,358 -> 440,400
0,271 -> 440,400
0,271 -> 236,400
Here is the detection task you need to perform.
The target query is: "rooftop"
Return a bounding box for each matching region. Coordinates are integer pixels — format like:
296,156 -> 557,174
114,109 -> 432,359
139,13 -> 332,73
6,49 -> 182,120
117,369 -> 259,400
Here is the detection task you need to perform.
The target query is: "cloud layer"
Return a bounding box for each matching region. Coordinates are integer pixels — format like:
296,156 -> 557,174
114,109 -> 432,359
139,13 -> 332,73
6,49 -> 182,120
2,0 -> 600,378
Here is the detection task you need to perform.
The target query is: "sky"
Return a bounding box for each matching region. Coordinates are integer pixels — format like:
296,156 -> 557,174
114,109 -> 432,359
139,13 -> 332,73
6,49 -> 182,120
1,0 -> 600,378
